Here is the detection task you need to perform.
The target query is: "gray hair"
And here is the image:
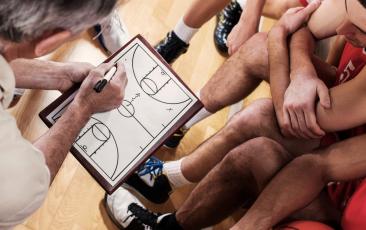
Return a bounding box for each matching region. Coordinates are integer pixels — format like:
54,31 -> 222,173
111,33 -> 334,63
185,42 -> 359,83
0,0 -> 117,42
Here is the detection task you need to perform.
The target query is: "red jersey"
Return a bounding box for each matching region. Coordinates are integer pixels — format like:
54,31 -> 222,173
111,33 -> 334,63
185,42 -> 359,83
342,178 -> 366,229
325,43 -> 366,229
336,43 -> 366,84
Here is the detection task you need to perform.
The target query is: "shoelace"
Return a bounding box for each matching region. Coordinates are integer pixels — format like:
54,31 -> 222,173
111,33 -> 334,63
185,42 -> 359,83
128,203 -> 159,228
122,213 -> 154,230
137,156 -> 164,181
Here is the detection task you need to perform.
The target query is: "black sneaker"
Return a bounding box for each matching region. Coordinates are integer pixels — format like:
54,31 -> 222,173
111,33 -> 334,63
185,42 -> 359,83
105,187 -> 160,230
124,157 -> 172,204
163,128 -> 188,149
214,0 -> 243,55
155,31 -> 189,64
106,188 -> 181,230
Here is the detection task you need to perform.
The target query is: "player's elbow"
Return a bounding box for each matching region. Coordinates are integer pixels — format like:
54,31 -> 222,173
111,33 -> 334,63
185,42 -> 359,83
316,102 -> 337,133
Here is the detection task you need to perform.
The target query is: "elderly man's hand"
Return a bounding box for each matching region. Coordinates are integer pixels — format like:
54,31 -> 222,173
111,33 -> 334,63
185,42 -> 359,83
276,0 -> 321,35
74,62 -> 127,115
58,62 -> 95,92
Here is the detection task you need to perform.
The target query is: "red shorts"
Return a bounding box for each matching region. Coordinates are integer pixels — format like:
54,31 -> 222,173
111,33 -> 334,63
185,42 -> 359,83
276,220 -> 334,230
327,179 -> 366,229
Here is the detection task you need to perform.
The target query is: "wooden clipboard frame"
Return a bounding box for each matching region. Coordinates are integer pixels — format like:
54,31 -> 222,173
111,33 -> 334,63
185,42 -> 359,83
39,34 -> 203,194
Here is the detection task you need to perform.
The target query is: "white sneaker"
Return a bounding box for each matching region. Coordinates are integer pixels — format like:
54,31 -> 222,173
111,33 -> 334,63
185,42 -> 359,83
105,187 -> 158,230
93,10 -> 130,54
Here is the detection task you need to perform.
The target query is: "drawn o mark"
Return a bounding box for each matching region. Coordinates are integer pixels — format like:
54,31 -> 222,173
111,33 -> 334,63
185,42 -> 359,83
140,78 -> 158,95
118,100 -> 135,118
92,123 -> 111,141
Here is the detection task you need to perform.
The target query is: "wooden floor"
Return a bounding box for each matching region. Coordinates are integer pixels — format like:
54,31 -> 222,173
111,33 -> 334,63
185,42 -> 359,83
11,1 -> 274,229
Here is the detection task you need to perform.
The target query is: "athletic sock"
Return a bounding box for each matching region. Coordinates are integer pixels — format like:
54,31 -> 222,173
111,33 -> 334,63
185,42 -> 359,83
182,91 -> 213,130
163,158 -> 192,188
183,107 -> 212,130
236,0 -> 247,9
173,18 -> 199,44
157,213 -> 183,230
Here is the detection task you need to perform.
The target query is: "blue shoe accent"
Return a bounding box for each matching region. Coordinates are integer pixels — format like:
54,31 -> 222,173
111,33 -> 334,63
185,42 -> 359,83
123,156 -> 172,204
137,156 -> 164,179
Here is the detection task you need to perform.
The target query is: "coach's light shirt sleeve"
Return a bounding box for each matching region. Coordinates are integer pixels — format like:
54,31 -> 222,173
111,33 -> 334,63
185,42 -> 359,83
0,55 -> 50,230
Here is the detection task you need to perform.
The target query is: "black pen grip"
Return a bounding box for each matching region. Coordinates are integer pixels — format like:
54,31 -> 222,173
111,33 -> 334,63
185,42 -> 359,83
93,79 -> 108,93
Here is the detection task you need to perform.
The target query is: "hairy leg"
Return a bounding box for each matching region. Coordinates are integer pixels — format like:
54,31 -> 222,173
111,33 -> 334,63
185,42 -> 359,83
177,137 -> 293,229
200,32 -> 268,113
181,98 -> 319,183
235,134 -> 366,230
200,30 -> 336,114
183,0 -> 230,28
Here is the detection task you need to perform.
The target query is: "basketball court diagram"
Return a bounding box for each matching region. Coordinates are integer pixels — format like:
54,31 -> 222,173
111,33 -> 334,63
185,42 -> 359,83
45,38 -> 199,186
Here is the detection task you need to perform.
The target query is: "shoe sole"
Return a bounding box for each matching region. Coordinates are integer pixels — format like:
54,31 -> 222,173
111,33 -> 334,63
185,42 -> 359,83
104,193 -> 126,229
162,144 -> 177,149
122,183 -> 171,204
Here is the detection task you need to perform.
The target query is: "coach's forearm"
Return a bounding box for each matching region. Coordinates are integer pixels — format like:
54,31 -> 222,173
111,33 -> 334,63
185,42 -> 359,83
10,58 -> 68,90
33,101 -> 92,181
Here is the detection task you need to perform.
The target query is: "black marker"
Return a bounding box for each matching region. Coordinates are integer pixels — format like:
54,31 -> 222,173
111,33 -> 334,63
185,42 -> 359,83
93,66 -> 117,93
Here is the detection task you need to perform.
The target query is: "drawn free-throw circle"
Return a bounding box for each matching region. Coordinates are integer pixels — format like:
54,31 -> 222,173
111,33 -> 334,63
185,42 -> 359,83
118,100 -> 135,117
140,78 -> 158,95
91,122 -> 111,141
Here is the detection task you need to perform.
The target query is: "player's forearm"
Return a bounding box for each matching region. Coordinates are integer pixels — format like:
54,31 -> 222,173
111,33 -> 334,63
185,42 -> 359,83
316,71 -> 366,132
33,101 -> 92,181
290,27 -> 317,80
268,26 -> 290,117
238,0 -> 266,33
10,58 -> 67,90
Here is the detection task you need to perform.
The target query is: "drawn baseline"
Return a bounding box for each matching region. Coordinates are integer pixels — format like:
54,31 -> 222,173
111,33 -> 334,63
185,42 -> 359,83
75,117 -> 120,180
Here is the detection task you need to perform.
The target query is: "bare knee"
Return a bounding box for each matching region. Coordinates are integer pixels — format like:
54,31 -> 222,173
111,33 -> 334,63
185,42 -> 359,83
222,137 -> 292,188
290,154 -> 325,181
223,99 -> 275,141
